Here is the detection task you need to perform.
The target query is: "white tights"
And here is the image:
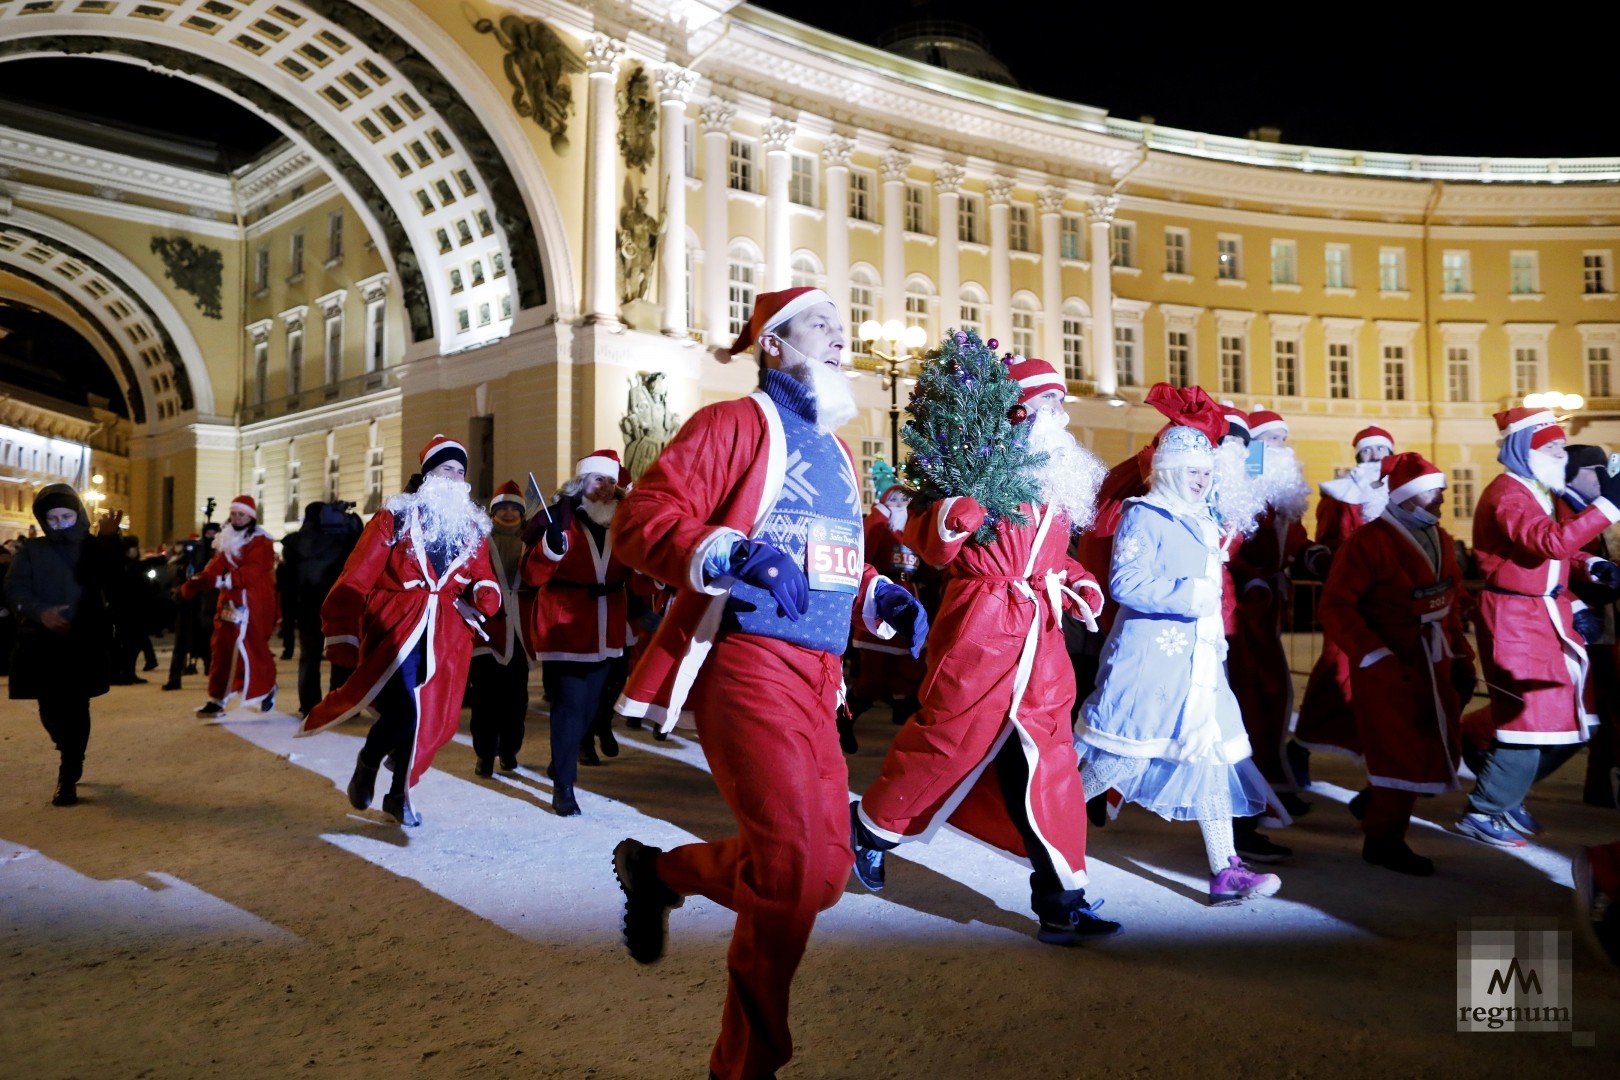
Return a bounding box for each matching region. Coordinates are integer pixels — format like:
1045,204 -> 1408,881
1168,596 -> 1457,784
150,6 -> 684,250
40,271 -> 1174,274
1080,753 -> 1235,875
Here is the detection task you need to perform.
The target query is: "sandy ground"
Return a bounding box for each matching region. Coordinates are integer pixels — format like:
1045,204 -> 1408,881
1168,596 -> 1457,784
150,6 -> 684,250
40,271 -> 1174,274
2,648 -> 1617,1080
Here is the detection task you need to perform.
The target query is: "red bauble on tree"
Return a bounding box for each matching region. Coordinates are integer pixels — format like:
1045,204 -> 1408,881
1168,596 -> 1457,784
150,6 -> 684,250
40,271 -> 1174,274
1007,404 -> 1028,424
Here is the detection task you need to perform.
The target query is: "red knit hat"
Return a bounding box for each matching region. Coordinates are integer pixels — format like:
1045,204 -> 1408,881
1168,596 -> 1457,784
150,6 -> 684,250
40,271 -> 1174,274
1493,407 -> 1565,449
1145,383 -> 1227,448
576,448 -> 621,481
1220,401 -> 1251,436
1381,452 -> 1446,505
713,287 -> 836,363
1247,409 -> 1288,439
1005,356 -> 1066,405
229,495 -> 257,518
1353,426 -> 1395,454
489,480 -> 524,512
419,433 -> 468,475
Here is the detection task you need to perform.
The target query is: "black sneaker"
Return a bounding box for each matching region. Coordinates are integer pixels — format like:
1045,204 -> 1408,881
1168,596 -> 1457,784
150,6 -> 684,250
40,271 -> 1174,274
473,757 -> 494,778
1363,837 -> 1434,877
613,838 -> 682,964
1086,793 -> 1109,828
382,791 -> 422,827
195,701 -> 224,718
499,755 -> 520,772
599,726 -> 619,758
849,802 -> 887,891
260,686 -> 277,713
347,754 -> 378,810
1235,830 -> 1292,864
554,785 -> 580,817
51,780 -> 78,807
1348,788 -> 1371,821
1037,897 -> 1123,944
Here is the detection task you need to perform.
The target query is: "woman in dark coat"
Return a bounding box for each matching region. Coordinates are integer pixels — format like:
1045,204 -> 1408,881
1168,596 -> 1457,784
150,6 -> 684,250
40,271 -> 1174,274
4,484 -> 122,805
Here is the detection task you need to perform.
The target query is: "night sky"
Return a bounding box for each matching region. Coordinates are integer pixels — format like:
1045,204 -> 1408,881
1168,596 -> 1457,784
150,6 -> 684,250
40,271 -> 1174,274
750,1 -> 1617,161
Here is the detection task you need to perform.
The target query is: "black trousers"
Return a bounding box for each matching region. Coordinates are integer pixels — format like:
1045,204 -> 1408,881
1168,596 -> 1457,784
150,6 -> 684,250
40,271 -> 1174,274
991,731 -> 1081,921
544,659 -> 613,788
361,641 -> 424,795
297,623 -> 352,714
469,652 -> 530,762
38,695 -> 92,782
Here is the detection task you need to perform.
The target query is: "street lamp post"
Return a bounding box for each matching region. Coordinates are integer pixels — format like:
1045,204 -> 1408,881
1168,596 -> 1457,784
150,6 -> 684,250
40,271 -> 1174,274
859,318 -> 928,468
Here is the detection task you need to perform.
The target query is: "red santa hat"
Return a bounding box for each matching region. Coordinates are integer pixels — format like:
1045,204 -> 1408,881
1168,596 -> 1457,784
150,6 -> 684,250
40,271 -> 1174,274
713,286 -> 835,363
1247,408 -> 1288,439
1381,452 -> 1446,505
1493,407 -> 1565,449
230,494 -> 257,518
1221,401 -> 1251,436
489,480 -> 524,513
1145,382 -> 1227,448
576,448 -> 622,481
1353,426 -> 1395,454
419,433 -> 468,475
1005,356 -> 1066,405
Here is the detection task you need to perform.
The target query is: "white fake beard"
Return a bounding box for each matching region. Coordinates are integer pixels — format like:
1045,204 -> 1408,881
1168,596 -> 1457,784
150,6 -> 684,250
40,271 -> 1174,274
1351,460 -> 1390,519
1253,443 -> 1311,521
1027,408 -> 1107,533
397,474 -> 491,554
808,358 -> 858,435
581,495 -> 618,527
213,521 -> 255,562
1527,447 -> 1568,493
1211,440 -> 1266,539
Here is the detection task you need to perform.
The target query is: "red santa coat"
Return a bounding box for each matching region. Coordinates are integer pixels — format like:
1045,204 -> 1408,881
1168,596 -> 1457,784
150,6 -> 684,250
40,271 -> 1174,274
522,511 -> 632,663
297,505 -> 500,787
858,498 -> 1102,888
1227,506 -> 1310,787
1313,494 -> 1365,555
613,391 -> 894,732
1295,494 -> 1372,761
1318,516 -> 1474,793
1469,474 -> 1619,745
179,529 -> 278,706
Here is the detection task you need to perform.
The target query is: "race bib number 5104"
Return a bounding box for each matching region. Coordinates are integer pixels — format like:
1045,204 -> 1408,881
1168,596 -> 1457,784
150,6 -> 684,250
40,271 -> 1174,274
806,517 -> 861,593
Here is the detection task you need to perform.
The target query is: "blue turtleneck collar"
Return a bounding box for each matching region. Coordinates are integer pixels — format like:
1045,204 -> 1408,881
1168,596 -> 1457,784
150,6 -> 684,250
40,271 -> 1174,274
760,366 -> 818,424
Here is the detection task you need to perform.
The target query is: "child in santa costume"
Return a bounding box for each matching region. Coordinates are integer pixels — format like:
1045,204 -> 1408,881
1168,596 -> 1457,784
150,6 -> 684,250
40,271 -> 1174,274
1078,425 -> 1282,905
298,435 -> 500,827
180,495 -> 279,717
522,450 -> 633,817
850,353 -> 1121,944
1316,453 -> 1476,875
468,480 -> 532,778
608,288 -> 927,1080
1458,408 -> 1620,847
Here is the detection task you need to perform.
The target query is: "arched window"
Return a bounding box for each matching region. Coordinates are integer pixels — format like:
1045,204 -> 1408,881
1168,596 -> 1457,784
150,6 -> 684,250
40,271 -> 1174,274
1061,298 -> 1089,381
790,251 -> 823,290
903,274 -> 934,342
1011,293 -> 1040,359
727,240 -> 760,338
849,265 -> 879,354
958,283 -> 987,336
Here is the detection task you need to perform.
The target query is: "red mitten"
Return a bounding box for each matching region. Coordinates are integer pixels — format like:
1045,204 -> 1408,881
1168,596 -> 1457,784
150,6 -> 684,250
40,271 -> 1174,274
944,497 -> 987,536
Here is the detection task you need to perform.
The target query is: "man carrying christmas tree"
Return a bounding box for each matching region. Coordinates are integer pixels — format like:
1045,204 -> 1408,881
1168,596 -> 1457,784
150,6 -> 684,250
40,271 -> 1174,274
608,287 -> 929,1080
849,342 -> 1121,944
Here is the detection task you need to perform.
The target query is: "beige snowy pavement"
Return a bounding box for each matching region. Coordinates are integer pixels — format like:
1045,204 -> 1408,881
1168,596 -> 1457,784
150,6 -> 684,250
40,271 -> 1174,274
2,653 -> 1617,1079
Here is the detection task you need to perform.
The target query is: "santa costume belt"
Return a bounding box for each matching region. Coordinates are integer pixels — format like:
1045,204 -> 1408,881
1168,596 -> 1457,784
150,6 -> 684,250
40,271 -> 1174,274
546,579 -> 624,598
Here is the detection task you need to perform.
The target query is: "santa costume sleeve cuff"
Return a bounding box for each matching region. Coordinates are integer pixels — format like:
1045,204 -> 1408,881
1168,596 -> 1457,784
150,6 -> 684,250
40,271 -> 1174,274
1594,496 -> 1620,525
1360,646 -> 1393,668
692,527 -> 748,595
860,574 -> 899,639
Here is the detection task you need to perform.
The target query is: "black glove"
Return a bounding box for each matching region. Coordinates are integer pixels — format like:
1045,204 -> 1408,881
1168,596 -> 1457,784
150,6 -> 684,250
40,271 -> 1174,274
1574,606 -> 1604,645
1590,558 -> 1620,591
874,581 -> 930,658
1450,659 -> 1476,709
543,497 -> 575,552
729,539 -> 810,621
1597,466 -> 1620,506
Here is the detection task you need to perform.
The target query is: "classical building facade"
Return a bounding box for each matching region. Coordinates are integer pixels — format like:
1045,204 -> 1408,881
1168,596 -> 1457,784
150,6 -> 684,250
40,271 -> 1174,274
1,0 -> 1617,541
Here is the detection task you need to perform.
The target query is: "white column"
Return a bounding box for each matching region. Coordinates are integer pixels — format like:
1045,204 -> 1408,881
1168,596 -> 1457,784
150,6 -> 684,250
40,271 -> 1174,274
1088,195 -> 1119,395
656,63 -> 696,337
700,97 -> 737,346
582,34 -> 625,322
880,148 -> 911,322
822,134 -> 853,323
1039,186 -> 1066,366
761,117 -> 796,292
988,176 -> 1015,345
934,163 -> 964,336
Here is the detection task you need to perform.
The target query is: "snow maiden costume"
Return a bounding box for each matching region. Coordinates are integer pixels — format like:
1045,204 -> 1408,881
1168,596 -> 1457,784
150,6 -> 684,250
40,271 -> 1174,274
1077,425 -> 1282,905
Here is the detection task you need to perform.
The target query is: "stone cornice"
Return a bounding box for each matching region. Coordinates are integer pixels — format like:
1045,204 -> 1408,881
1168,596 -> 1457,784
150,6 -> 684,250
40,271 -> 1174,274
8,182 -> 240,241
235,144 -> 319,209
0,125 -> 235,213
237,386 -> 402,445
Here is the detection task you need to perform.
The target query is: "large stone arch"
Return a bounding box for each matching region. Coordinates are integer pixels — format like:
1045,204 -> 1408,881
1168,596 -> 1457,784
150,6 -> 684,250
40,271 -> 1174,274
0,207 -> 217,424
0,0 -> 562,362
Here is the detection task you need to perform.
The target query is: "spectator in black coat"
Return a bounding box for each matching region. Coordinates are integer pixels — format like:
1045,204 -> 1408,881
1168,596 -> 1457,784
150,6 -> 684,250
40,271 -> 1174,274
284,500 -> 363,715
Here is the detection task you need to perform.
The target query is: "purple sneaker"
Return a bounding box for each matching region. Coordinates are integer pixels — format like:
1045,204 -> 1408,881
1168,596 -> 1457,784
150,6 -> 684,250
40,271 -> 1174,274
1209,856 -> 1282,906
1456,812 -> 1528,848
1502,804 -> 1544,838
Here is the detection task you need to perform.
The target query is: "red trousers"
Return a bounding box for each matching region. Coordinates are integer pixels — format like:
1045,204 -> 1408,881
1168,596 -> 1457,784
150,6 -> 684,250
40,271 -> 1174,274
205,615 -> 277,706
655,633 -> 852,1080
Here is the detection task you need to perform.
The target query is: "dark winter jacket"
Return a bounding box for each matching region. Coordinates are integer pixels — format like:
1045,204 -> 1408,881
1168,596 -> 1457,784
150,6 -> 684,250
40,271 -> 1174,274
4,484 -> 120,700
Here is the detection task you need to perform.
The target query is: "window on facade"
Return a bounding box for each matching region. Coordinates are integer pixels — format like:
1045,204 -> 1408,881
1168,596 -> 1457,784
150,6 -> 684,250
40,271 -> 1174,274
958,194 -> 981,243
327,210 -> 344,263
254,245 -> 270,292
1587,345 -> 1614,398
904,281 -> 932,333
1166,330 -> 1192,387
788,152 -> 816,206
1324,244 -> 1350,289
1382,345 -> 1408,401
1217,236 -> 1241,280
1111,222 -> 1134,268
1274,337 -> 1299,397
1219,334 -> 1245,394
727,138 -> 755,192
790,254 -> 820,289
904,183 -> 929,234
286,457 -> 301,523
1379,248 -> 1406,292
1513,346 -> 1540,397
1061,306 -> 1085,381
1585,251 -> 1614,295
959,285 -> 986,336
253,342 -> 269,404
1451,468 -> 1477,518
325,449 -> 341,501
287,329 -> 303,395
1164,229 -> 1188,275
325,316 -> 342,384
849,170 -> 874,222
1011,298 -> 1037,357
859,436 -> 885,507
1327,342 -> 1352,399
1009,205 -> 1032,253
1441,251 -> 1471,294
849,268 -> 877,351
367,302 -> 387,371
289,231 -> 304,279
727,250 -> 756,338
365,446 -> 385,514
1271,240 -> 1298,285
1115,325 -> 1140,387
1060,214 -> 1083,260
1446,346 -> 1473,402
1509,251 -> 1538,295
